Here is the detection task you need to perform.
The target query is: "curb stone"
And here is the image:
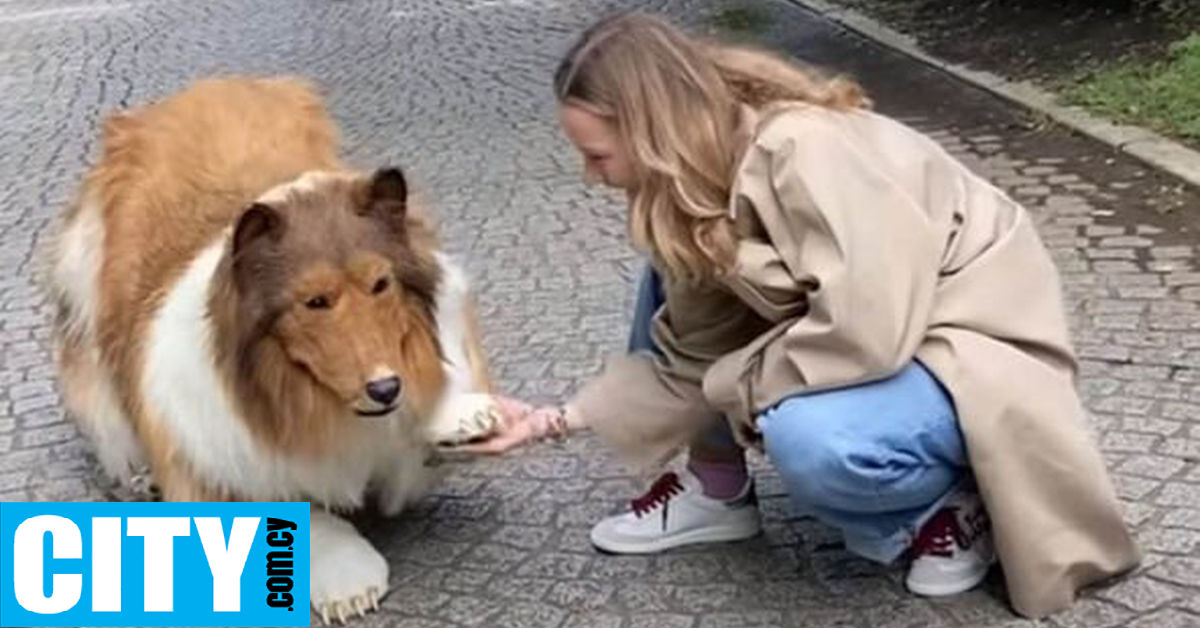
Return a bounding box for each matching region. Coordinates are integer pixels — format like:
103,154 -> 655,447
788,0 -> 1200,190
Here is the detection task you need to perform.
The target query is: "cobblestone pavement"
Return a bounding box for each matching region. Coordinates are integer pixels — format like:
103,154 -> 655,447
1,0 -> 1198,626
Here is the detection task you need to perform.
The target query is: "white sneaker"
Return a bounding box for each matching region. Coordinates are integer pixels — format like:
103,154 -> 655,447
589,470 -> 762,554
905,489 -> 997,597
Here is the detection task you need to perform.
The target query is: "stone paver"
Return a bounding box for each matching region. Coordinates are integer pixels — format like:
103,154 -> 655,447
1,0 -> 1198,626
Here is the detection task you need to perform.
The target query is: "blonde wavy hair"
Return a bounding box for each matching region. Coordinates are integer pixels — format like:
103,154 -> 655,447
554,12 -> 869,284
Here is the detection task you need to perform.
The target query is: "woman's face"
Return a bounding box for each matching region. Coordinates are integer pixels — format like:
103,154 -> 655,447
558,104 -> 636,191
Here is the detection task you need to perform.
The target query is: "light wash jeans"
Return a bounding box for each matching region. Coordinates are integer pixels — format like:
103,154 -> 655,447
629,267 -> 967,563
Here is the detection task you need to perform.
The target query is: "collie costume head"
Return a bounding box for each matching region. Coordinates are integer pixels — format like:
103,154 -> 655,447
211,168 -> 448,446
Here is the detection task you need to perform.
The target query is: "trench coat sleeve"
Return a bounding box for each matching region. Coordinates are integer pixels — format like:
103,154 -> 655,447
703,112 -> 944,437
568,351 -> 724,469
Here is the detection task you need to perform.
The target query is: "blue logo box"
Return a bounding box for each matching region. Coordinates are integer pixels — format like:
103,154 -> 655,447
0,501 -> 309,627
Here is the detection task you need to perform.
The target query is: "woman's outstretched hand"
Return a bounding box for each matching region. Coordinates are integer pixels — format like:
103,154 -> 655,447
451,396 -> 564,455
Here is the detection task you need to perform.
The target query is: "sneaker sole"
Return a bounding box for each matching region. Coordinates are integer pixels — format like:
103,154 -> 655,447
905,566 -> 993,597
590,522 -> 762,555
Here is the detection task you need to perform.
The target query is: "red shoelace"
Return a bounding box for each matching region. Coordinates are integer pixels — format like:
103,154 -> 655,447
910,508 -> 963,558
630,472 -> 685,517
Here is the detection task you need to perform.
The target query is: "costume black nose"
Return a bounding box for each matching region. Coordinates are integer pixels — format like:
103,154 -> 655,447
365,377 -> 401,405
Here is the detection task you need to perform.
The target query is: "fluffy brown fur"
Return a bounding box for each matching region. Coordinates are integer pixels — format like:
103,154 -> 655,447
47,76 -> 472,502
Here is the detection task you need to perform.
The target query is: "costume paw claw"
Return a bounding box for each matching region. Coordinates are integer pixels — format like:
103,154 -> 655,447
428,392 -> 504,445
311,512 -> 388,625
128,466 -> 160,499
315,588 -> 382,626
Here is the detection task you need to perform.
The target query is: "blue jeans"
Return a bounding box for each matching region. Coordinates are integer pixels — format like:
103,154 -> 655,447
629,267 -> 967,563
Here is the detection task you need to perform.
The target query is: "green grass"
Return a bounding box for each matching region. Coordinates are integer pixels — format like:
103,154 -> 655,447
705,4 -> 773,37
1064,33 -> 1200,142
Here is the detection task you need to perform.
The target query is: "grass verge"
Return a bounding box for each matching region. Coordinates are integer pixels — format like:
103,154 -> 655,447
1064,33 -> 1200,142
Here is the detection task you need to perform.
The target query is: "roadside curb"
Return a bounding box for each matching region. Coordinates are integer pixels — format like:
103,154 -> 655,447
789,0 -> 1200,189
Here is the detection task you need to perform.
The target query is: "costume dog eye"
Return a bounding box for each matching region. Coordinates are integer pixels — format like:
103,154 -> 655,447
372,277 -> 391,295
305,295 -> 331,310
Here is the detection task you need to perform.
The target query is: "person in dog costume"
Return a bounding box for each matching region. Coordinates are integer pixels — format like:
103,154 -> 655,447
471,12 -> 1139,617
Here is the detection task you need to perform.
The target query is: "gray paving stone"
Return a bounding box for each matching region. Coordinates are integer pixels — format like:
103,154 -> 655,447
1052,599 -> 1137,628
1099,575 -> 1182,612
1122,418 -> 1186,437
1140,527 -> 1200,554
433,596 -> 504,627
382,585 -> 453,616
437,568 -> 495,594
1114,475 -> 1163,500
1125,381 -> 1186,398
1104,433 -> 1162,454
546,580 -> 615,610
1165,273 -> 1200,286
1163,402 -> 1200,420
586,557 -> 652,581
1148,556 -> 1200,587
1118,455 -> 1189,479
460,543 -> 534,573
1175,588 -> 1200,614
390,618 -> 456,628
615,582 -> 678,612
629,615 -> 694,628
698,611 -> 785,628
1151,247 -> 1195,259
1156,483 -> 1200,508
2,0 -> 1198,625
1101,237 -> 1155,248
1096,397 -> 1157,415
1160,438 -> 1200,459
1121,501 -> 1160,527
1127,609 -> 1200,628
484,576 -> 557,602
788,609 -> 868,627
492,601 -> 569,628
516,553 -> 593,579
491,524 -> 556,549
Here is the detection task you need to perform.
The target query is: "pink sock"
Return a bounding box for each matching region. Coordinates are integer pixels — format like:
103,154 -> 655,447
687,458 -> 750,500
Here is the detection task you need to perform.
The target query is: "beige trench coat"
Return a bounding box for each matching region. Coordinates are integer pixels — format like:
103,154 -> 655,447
568,103 -> 1140,617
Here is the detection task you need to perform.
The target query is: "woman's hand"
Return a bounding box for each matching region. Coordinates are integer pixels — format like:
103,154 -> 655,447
451,396 -> 565,455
